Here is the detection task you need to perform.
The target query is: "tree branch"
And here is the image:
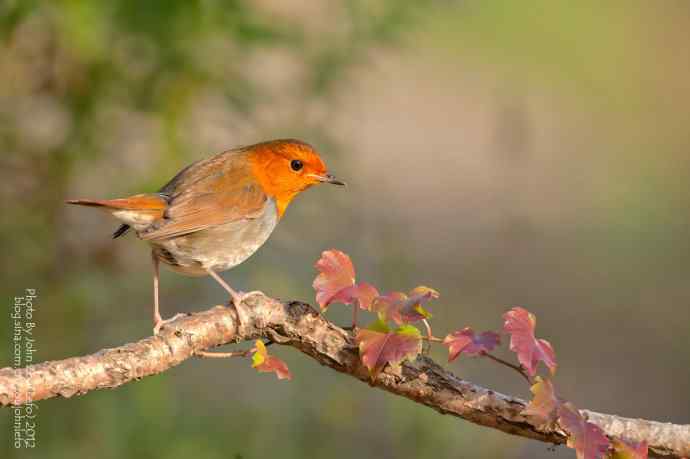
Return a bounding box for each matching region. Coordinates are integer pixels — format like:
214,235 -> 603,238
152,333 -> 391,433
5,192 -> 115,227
0,295 -> 687,458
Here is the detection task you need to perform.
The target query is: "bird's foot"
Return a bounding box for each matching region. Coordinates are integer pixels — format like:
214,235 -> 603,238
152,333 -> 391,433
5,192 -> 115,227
153,313 -> 187,335
230,290 -> 265,307
228,290 -> 266,333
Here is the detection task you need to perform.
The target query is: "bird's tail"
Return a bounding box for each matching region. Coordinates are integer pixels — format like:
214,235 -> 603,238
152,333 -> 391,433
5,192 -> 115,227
66,194 -> 167,235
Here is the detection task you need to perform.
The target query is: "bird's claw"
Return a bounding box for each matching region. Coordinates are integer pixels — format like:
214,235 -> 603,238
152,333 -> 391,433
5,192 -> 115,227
153,313 -> 187,335
228,290 -> 266,334
230,290 -> 265,306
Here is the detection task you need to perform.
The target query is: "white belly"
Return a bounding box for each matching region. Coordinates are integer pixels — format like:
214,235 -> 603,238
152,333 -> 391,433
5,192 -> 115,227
150,199 -> 279,276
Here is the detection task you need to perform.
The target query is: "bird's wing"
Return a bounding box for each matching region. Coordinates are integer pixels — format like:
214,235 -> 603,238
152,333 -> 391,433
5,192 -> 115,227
140,150 -> 269,241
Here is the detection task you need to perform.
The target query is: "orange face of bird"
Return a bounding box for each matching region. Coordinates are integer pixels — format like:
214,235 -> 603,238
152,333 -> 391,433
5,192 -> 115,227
248,139 -> 344,216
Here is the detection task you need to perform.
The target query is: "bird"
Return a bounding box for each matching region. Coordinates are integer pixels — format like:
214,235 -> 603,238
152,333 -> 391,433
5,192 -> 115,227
67,139 -> 344,334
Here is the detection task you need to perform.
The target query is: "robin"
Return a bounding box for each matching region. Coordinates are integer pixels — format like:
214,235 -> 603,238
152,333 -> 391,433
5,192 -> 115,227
67,139 -> 344,334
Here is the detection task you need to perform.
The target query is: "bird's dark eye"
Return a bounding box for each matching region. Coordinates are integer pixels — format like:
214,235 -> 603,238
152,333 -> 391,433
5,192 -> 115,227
290,159 -> 303,171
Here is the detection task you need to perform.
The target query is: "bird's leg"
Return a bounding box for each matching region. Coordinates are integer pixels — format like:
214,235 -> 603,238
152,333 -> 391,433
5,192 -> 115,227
152,252 -> 185,335
205,268 -> 265,327
205,268 -> 244,305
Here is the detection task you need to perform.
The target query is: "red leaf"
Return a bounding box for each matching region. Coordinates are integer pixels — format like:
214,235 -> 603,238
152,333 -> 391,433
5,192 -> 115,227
372,291 -> 407,322
313,250 -> 379,311
399,286 -> 438,322
355,320 -> 422,377
611,438 -> 648,459
522,376 -> 559,424
313,250 -> 355,308
346,282 -> 380,311
443,327 -> 500,361
503,307 -> 557,376
558,402 -> 610,459
251,340 -> 292,380
373,286 -> 439,324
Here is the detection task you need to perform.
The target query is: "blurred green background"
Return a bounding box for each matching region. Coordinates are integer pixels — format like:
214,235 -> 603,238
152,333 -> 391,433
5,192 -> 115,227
1,1 -> 689,458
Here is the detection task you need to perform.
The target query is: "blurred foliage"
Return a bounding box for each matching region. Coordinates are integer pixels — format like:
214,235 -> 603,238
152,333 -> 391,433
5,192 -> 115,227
0,0 -> 426,292
0,1 -> 445,458
1,1 -> 689,459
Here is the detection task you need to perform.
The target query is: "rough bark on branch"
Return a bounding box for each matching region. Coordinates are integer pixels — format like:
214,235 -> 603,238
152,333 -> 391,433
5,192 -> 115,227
0,296 -> 687,458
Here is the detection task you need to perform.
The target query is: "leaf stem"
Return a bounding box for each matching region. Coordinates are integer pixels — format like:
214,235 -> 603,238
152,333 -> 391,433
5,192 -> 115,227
421,335 -> 444,342
422,318 -> 433,340
195,340 -> 273,359
195,349 -> 252,358
483,352 -> 532,384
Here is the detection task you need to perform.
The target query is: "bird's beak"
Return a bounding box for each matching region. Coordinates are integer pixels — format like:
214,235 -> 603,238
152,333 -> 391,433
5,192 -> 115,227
311,173 -> 346,186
